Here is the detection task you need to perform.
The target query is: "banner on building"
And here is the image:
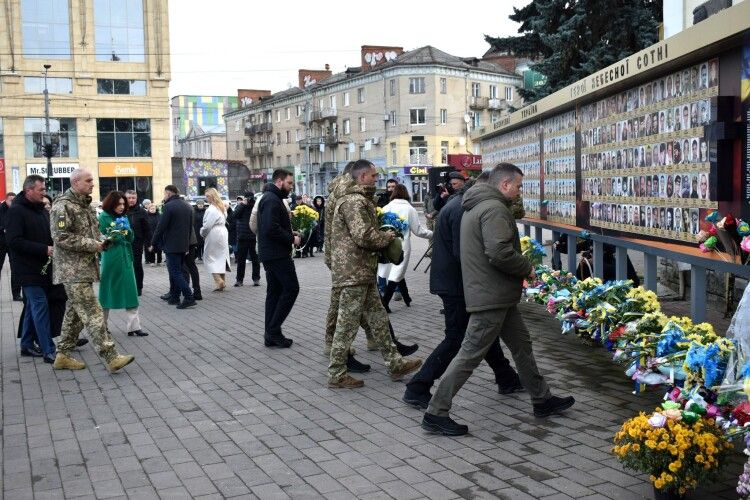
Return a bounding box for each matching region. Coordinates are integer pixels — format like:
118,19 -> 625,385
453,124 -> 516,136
26,163 -> 79,178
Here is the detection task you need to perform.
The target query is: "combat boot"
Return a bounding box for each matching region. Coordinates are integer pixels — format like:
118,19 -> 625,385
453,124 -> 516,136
328,374 -> 364,389
107,354 -> 135,373
390,358 -> 423,381
53,353 -> 86,370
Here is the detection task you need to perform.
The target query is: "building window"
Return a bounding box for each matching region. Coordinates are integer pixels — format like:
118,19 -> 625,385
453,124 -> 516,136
440,109 -> 447,125
359,117 -> 366,132
440,78 -> 447,94
235,140 -> 240,151
24,118 -> 78,158
472,112 -> 480,129
96,118 -> 151,157
390,111 -> 397,127
408,142 -> 428,165
344,146 -> 350,161
286,130 -> 291,144
276,110 -> 281,122
343,92 -> 350,107
94,0 -> 145,62
276,132 -> 281,145
295,153 -> 300,164
343,119 -> 350,135
390,142 -> 397,166
409,77 -> 425,94
21,0 -> 71,59
330,95 -> 336,109
286,154 -> 291,166
410,108 -> 426,125
489,85 -> 498,99
96,79 -> 146,95
471,82 -> 481,97
296,105 -> 302,117
357,87 -> 365,103
24,77 -> 72,94
390,79 -> 397,96
295,129 -> 300,141
285,107 -> 290,120
441,141 -> 449,164
505,86 -> 513,101
234,120 -> 240,132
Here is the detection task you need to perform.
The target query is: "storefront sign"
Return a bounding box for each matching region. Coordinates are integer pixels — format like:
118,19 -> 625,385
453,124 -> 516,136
98,162 -> 153,177
403,166 -> 428,175
447,154 -> 482,170
26,163 -> 78,178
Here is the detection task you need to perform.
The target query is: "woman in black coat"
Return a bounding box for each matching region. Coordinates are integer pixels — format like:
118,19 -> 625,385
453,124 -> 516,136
144,204 -> 162,265
311,196 -> 325,253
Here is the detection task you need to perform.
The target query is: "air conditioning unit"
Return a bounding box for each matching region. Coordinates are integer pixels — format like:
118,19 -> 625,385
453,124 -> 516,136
383,113 -> 390,121
371,137 -> 380,145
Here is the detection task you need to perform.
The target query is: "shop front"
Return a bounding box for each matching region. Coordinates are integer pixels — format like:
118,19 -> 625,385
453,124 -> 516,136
447,154 -> 483,176
98,161 -> 153,202
183,159 -> 229,199
26,162 -> 78,197
402,165 -> 429,203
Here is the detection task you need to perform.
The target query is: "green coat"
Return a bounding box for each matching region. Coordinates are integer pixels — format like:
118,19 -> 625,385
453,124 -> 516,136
98,212 -> 139,310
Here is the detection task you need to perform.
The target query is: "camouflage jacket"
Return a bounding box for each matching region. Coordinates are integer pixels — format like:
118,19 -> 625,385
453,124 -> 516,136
50,188 -> 101,284
324,174 -> 355,269
330,183 -> 393,287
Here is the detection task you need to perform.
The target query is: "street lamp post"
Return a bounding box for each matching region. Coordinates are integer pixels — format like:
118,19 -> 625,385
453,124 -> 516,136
42,64 -> 54,192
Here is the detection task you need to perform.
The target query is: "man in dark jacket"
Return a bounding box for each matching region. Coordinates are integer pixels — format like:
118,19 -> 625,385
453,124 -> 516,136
403,175 -> 521,409
233,192 -> 260,287
6,176 -> 57,362
193,201 -> 206,260
0,191 -> 22,300
257,169 -> 299,348
150,185 -> 195,309
125,190 -> 151,296
422,163 -> 574,436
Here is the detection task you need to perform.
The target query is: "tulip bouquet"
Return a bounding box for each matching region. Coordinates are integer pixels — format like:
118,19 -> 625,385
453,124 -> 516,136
101,216 -> 131,250
520,236 -> 547,266
376,208 -> 409,237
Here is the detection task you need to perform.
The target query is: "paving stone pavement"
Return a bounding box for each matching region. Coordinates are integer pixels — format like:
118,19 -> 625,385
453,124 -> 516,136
0,232 -> 742,499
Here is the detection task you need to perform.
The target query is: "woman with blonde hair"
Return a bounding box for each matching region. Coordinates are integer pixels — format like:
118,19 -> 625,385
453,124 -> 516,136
200,188 -> 230,291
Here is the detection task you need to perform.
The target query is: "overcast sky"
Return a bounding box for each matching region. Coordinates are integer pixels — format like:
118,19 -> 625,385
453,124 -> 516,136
167,0 -> 527,98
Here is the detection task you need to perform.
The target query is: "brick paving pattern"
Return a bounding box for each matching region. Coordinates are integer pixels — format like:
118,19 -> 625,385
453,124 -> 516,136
0,233 -> 742,499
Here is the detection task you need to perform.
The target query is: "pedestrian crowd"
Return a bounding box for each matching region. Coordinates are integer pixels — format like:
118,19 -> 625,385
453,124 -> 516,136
2,160 -> 575,435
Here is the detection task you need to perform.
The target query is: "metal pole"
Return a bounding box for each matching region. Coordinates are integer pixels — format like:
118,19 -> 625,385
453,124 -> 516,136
43,64 -> 53,188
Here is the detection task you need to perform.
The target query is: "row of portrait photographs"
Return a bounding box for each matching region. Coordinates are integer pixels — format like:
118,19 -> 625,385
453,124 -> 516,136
582,172 -> 711,201
543,110 -> 576,136
523,199 -> 541,216
523,180 -> 541,197
485,142 -> 541,164
544,133 -> 576,155
581,136 -> 708,171
581,99 -> 711,148
547,201 -> 576,220
579,58 -> 719,125
545,157 -> 575,175
519,161 -> 541,178
544,179 -> 576,197
591,203 -> 702,236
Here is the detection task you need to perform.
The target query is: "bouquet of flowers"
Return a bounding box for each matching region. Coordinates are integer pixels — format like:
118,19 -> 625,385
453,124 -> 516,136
101,216 -> 131,250
291,204 -> 319,242
377,207 -> 408,237
613,404 -> 733,497
520,236 -> 546,266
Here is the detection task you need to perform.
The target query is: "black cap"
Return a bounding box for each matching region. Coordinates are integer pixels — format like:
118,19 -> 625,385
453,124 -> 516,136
448,172 -> 465,181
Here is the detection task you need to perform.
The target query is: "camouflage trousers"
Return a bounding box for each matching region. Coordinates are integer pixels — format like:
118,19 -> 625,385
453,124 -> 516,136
58,283 -> 118,363
325,287 -> 375,353
328,283 -> 402,381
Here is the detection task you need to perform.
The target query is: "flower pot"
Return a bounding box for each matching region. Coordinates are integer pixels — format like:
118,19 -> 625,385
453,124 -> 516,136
653,486 -> 685,500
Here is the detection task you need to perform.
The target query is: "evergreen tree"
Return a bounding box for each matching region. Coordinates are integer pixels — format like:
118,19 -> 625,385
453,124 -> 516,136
486,0 -> 662,102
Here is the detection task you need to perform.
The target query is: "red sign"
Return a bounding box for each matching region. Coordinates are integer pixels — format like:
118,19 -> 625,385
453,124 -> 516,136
447,154 -> 482,170
0,159 -> 5,199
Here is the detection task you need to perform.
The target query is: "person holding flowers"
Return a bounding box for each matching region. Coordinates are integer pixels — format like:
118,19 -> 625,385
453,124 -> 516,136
379,184 -> 432,312
98,191 -> 148,337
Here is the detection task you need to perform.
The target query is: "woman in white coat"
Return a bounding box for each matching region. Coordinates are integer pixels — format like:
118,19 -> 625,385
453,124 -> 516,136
379,184 -> 432,312
200,188 -> 231,291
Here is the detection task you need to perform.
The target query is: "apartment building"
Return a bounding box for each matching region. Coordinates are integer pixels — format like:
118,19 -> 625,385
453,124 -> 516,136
224,45 -> 523,199
0,0 -> 171,201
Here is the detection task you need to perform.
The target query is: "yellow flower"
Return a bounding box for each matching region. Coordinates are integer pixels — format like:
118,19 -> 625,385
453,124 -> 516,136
695,454 -> 704,463
631,444 -> 640,452
645,440 -> 657,449
668,461 -> 682,472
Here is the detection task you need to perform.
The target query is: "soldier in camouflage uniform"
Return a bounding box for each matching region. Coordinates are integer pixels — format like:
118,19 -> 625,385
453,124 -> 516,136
50,169 -> 134,373
327,160 -> 422,388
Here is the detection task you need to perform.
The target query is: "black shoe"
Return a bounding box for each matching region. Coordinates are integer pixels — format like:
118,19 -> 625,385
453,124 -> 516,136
421,413 -> 468,436
13,294 -> 23,302
252,280 -> 260,286
160,293 -> 172,301
533,395 -> 575,418
176,299 -> 196,309
20,346 -> 43,357
167,298 -> 180,305
403,389 -> 431,410
264,336 -> 293,348
347,354 -> 371,373
76,339 -> 89,348
234,281 -> 243,287
396,341 -> 418,357
193,292 -> 203,300
498,376 -> 525,395
137,289 -> 142,297
43,353 -> 56,364
128,330 -> 149,337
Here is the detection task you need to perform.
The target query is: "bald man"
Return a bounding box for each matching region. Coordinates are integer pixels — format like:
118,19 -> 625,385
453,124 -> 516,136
50,169 -> 134,373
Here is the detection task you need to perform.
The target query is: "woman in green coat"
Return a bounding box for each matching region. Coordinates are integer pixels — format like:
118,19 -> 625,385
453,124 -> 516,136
99,191 -> 148,337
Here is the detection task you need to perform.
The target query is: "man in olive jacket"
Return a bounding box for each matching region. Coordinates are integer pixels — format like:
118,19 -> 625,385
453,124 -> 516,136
50,168 -> 134,373
423,163 -> 574,436
327,160 -> 422,388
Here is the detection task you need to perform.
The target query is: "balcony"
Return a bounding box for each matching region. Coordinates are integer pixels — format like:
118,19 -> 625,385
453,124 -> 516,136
408,153 -> 432,166
311,107 -> 338,122
488,98 -> 505,110
298,134 -> 338,149
469,96 -> 489,109
245,122 -> 273,135
246,143 -> 274,156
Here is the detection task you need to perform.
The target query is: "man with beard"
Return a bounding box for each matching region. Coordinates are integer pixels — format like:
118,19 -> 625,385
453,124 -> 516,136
257,169 -> 300,348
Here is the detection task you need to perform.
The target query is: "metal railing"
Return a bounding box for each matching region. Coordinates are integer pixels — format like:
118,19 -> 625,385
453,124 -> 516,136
469,96 -> 489,109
